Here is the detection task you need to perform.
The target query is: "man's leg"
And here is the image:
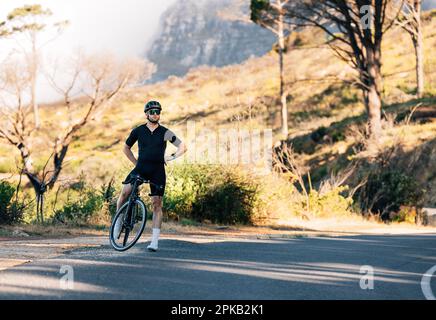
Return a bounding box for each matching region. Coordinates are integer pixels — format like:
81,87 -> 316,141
147,195 -> 163,251
117,183 -> 133,211
151,196 -> 163,228
114,183 -> 133,237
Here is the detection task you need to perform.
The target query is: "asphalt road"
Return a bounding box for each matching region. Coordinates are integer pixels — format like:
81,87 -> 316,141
1,233 -> 436,300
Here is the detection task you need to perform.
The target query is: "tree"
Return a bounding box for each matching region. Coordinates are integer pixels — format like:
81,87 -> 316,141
0,53 -> 155,223
396,0 -> 425,98
286,0 -> 404,142
1,4 -> 69,129
251,0 -> 295,137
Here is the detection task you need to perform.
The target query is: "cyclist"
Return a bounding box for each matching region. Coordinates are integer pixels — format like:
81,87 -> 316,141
115,100 -> 187,252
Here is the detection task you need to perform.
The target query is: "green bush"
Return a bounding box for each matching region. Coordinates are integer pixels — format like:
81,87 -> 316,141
0,181 -> 25,225
164,164 -> 261,224
51,175 -> 120,225
163,165 -> 199,219
331,129 -> 346,142
53,189 -> 104,224
0,181 -> 14,212
0,181 -> 16,224
357,169 -> 425,220
191,171 -> 258,224
311,126 -> 327,143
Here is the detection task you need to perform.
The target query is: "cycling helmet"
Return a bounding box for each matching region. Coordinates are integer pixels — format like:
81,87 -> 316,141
144,100 -> 162,113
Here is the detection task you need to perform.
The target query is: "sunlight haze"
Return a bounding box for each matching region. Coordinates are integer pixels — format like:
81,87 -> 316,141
0,0 -> 176,102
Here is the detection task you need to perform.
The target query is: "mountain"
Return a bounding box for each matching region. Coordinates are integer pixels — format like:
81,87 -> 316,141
146,0 -> 276,82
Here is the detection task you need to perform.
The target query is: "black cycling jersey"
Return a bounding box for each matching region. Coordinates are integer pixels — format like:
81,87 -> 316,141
125,124 -> 181,164
123,123 -> 181,196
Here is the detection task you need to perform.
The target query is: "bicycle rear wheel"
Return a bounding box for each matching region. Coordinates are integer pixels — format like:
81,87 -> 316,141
109,199 -> 147,251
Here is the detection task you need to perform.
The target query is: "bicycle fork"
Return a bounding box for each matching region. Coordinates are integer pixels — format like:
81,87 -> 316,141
123,181 -> 140,233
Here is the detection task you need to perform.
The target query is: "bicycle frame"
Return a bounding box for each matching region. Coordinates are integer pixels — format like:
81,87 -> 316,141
124,179 -> 141,229
123,176 -> 160,230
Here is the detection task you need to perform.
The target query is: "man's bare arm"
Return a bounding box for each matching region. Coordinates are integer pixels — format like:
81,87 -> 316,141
123,144 -> 137,166
165,142 -> 187,162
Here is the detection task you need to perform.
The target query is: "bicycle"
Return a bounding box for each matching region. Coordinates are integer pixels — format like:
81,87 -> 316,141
109,174 -> 163,251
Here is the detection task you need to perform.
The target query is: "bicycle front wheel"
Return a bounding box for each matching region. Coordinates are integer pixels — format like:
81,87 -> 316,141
109,199 -> 147,251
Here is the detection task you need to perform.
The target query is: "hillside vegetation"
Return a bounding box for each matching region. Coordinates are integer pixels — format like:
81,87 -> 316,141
0,11 -> 435,227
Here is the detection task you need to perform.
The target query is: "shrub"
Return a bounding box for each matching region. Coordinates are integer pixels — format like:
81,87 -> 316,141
0,181 -> 14,213
8,201 -> 26,225
311,126 -> 327,143
0,181 -> 26,225
163,164 -> 197,218
390,206 -> 418,224
163,171 -> 198,220
53,189 -> 104,224
307,186 -> 353,218
99,178 -> 118,219
191,170 -> 259,224
51,175 -> 120,225
273,144 -> 356,220
331,129 -> 346,142
357,169 -> 425,220
0,181 -> 16,224
164,164 -> 262,224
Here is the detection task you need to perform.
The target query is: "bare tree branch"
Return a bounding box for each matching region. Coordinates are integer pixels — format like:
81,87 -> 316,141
0,51 -> 155,220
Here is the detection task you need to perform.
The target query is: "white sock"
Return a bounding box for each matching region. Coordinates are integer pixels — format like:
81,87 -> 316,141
151,228 -> 160,245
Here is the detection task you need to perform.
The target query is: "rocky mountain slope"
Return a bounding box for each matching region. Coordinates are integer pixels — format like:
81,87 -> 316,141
146,0 -> 276,82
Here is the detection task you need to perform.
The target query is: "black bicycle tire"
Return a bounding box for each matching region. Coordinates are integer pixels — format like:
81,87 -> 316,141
109,199 -> 147,251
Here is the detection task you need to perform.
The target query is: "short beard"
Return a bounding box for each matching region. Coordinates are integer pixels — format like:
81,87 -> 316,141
147,115 -> 159,124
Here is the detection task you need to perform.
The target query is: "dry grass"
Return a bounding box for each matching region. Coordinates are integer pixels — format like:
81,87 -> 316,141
1,215 -> 435,242
0,224 -> 107,238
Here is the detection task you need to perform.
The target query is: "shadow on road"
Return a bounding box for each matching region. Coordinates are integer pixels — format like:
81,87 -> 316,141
0,233 -> 435,300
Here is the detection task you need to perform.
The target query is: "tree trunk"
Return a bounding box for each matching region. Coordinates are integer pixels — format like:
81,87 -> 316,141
35,193 -> 40,223
34,190 -> 46,224
31,32 -> 40,129
39,193 -> 44,224
366,83 -> 382,141
414,23 -> 424,98
278,8 -> 288,137
31,78 -> 40,129
365,48 -> 383,142
26,172 -> 46,223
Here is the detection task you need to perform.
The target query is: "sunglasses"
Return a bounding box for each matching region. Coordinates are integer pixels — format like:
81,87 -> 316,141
148,109 -> 161,115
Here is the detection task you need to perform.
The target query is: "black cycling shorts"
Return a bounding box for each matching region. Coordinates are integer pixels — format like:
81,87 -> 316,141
122,163 -> 166,196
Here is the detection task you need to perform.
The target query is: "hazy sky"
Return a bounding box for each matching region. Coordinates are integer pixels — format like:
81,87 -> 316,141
0,0 -> 176,57
0,0 -> 176,102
